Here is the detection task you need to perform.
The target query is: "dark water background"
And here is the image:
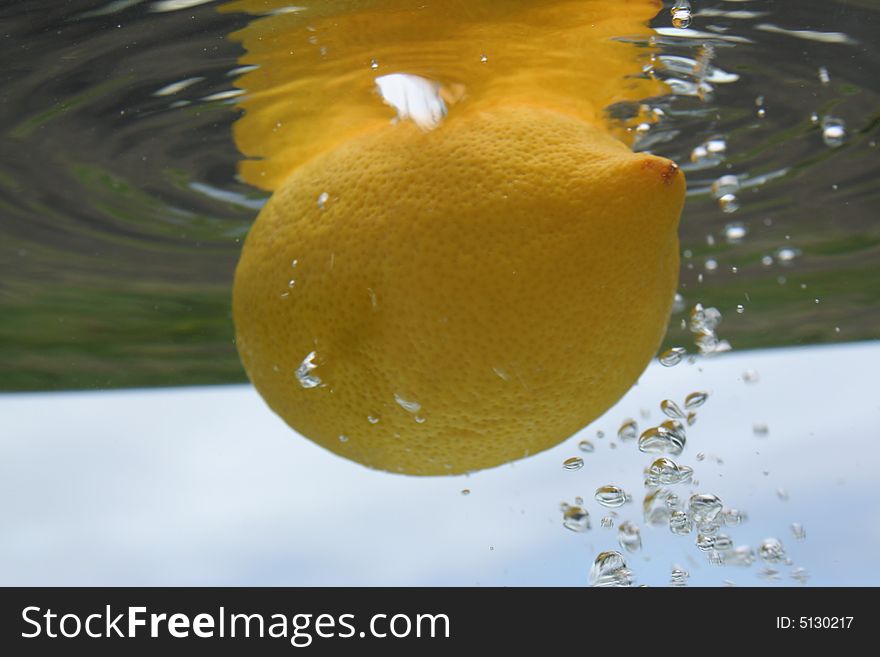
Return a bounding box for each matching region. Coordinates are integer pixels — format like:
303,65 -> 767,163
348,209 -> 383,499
1,0 -> 878,391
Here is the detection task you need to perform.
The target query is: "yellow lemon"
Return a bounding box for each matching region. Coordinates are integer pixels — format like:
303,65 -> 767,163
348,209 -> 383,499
228,1 -> 685,475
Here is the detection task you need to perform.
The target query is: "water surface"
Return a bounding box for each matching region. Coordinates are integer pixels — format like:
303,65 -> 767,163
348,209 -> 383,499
2,0 -> 878,390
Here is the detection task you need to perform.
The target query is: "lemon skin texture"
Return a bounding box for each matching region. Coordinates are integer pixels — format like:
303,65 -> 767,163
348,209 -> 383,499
233,105 -> 685,475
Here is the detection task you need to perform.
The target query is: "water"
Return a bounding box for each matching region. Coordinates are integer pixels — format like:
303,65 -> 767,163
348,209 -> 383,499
1,0 -> 879,587
2,1 -> 878,392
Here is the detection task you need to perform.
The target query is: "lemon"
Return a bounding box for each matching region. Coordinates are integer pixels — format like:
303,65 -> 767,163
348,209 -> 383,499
227,0 -> 685,474
233,103 -> 684,475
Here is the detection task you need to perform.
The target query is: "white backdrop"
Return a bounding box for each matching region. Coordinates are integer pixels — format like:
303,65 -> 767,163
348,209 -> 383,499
2,342 -> 878,586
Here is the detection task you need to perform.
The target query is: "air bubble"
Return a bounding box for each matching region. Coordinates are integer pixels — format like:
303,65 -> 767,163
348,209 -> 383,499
562,504 -> 591,532
711,175 -> 740,198
317,191 -> 329,209
726,546 -> 756,567
706,139 -> 726,155
578,440 -> 595,453
821,116 -> 847,147
775,247 -> 801,262
638,422 -> 686,456
563,456 -> 584,471
672,292 -> 685,313
670,567 -> 689,587
295,351 -> 322,389
689,494 -> 723,532
661,399 -> 685,419
618,419 -> 638,441
589,551 -> 632,587
758,538 -> 786,563
690,144 -> 709,163
669,510 -> 693,535
714,537 -> 734,554
659,347 -> 687,367
618,521 -> 642,552
645,457 -> 694,487
595,485 -> 628,508
722,508 -> 746,527
690,304 -> 722,332
719,194 -> 739,214
691,137 -> 727,166
671,0 -> 691,29
724,222 -> 748,242
684,391 -> 708,409
394,393 -> 421,414
791,567 -> 810,584
644,489 -> 674,526
696,533 -> 716,551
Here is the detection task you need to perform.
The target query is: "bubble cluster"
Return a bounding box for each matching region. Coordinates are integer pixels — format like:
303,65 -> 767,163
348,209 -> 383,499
644,458 -> 694,487
689,304 -> 731,355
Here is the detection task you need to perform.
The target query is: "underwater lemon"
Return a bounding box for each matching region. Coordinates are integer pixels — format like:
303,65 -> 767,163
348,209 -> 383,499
233,103 -> 684,475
